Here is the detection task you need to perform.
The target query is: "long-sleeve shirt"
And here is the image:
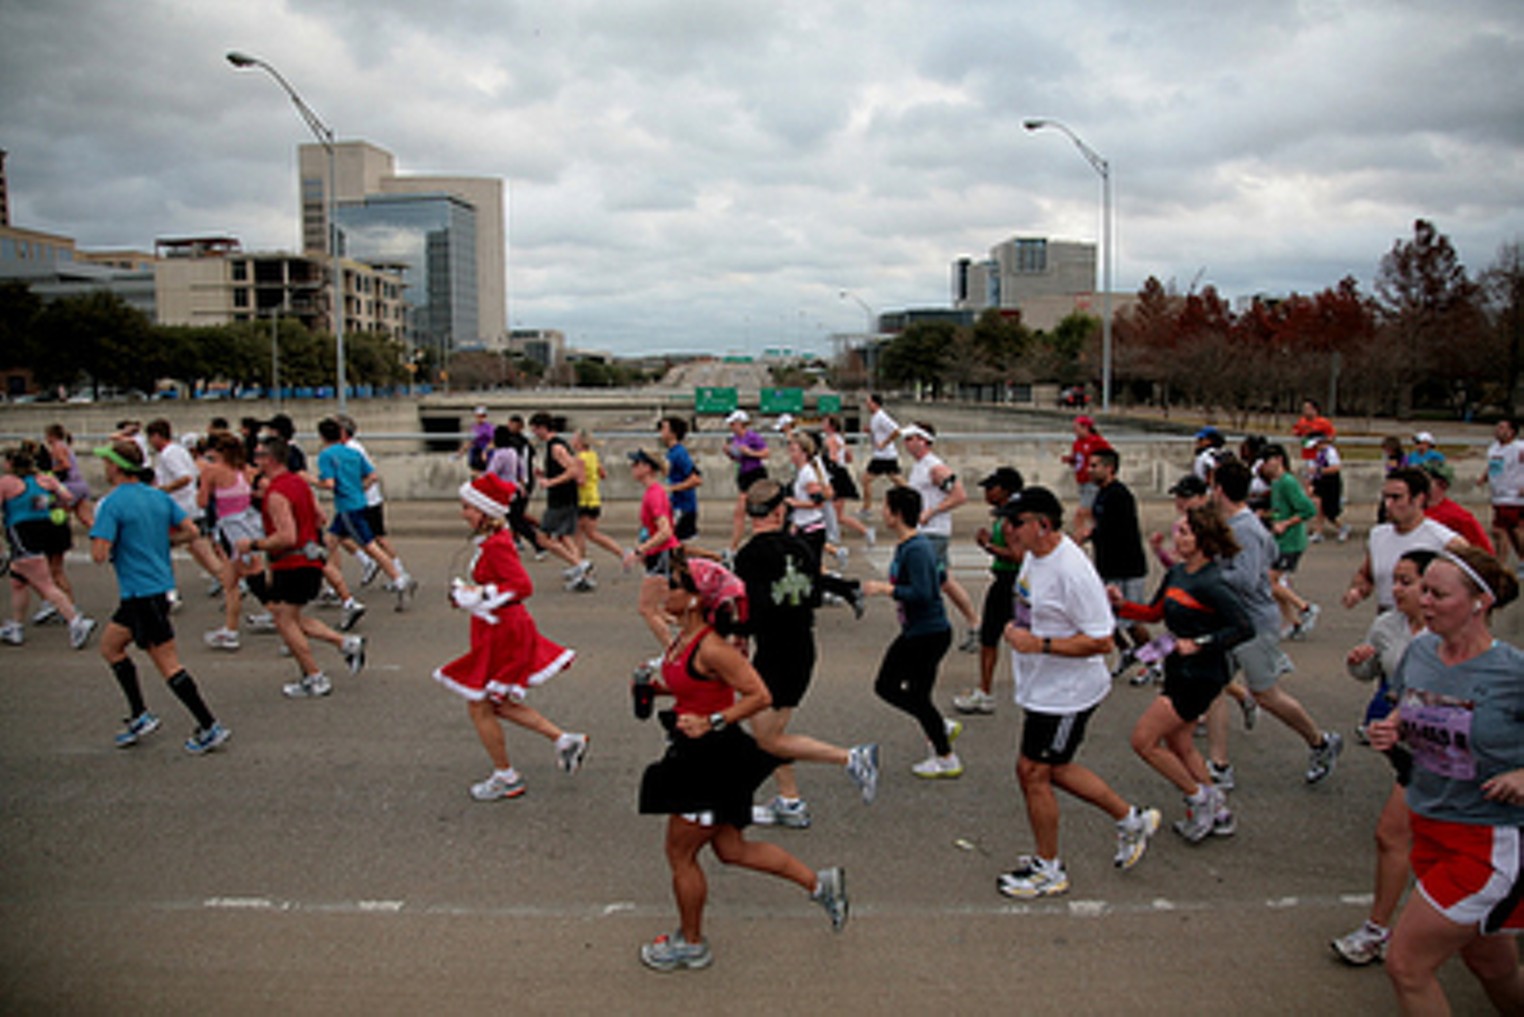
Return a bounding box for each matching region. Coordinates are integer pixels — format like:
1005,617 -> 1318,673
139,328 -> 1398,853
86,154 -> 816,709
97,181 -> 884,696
1119,560 -> 1253,689
889,533 -> 949,638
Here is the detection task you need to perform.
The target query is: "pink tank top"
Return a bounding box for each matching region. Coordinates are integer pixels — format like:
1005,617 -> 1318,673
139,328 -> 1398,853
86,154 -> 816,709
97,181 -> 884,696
214,472 -> 252,516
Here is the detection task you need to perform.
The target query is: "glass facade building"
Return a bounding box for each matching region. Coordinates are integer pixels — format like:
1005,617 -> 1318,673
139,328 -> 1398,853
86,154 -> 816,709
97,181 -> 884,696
335,193 -> 478,357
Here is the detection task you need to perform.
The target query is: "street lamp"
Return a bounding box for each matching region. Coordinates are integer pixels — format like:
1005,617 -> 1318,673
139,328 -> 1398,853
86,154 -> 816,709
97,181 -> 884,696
1024,118 -> 1112,412
227,50 -> 347,412
839,289 -> 876,387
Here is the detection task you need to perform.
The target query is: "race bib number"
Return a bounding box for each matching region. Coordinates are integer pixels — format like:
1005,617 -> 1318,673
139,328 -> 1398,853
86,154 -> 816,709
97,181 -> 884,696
1398,689 -> 1477,781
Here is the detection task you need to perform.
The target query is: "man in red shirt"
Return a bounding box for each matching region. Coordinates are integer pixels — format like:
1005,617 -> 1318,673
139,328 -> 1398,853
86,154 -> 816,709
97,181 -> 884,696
1421,461 -> 1494,554
1291,399 -> 1335,467
1061,415 -> 1111,541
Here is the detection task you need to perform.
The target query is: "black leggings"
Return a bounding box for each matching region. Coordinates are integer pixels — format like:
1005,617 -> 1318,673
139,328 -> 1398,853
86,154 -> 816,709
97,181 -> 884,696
874,628 -> 953,754
798,526 -> 860,603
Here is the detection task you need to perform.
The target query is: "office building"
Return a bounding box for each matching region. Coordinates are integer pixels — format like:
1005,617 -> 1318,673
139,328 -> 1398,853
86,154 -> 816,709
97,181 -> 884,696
299,141 -> 506,352
952,235 -> 1099,331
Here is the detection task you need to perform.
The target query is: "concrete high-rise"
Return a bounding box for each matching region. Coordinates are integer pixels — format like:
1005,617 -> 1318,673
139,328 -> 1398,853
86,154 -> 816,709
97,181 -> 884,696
299,141 -> 505,352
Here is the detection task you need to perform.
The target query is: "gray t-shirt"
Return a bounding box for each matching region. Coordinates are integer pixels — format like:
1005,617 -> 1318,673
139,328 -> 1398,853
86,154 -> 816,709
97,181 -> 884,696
1390,633 -> 1524,827
1221,507 -> 1280,635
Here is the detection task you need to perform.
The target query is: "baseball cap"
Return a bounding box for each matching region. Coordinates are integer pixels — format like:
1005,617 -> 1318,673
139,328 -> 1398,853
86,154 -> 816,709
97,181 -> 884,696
1074,415 -> 1095,428
1169,474 -> 1208,497
772,413 -> 794,431
1413,430 -> 1436,445
473,405 -> 489,416
979,466 -> 1025,492
724,410 -> 750,425
997,485 -> 1062,526
1194,426 -> 1222,441
1422,460 -> 1456,486
626,448 -> 662,470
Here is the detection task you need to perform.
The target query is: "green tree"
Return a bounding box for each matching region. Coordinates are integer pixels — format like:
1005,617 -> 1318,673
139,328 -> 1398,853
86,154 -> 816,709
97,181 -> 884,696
31,291 -> 152,394
1480,241 -> 1524,415
879,321 -> 955,396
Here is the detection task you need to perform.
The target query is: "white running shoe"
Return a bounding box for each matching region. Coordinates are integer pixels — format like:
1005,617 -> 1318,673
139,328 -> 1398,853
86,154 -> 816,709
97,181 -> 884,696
1114,806 -> 1161,869
0,621 -> 23,646
911,752 -> 964,779
341,635 -> 366,676
282,672 -> 333,699
204,627 -> 242,651
1331,921 -> 1389,966
245,612 -> 277,633
556,732 -> 589,774
952,688 -> 996,715
68,615 -> 97,650
32,602 -> 61,625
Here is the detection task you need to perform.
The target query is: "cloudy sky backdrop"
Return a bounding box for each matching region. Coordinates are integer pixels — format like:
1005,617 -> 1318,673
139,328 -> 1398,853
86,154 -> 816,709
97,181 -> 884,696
3,0 -> 1521,355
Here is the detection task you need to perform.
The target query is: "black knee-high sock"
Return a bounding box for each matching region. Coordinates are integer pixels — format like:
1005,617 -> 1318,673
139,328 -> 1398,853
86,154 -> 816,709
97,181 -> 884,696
167,670 -> 215,729
111,658 -> 147,717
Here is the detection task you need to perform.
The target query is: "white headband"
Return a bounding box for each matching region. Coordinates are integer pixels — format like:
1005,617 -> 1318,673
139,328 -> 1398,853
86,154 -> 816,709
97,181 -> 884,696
1437,549 -> 1494,602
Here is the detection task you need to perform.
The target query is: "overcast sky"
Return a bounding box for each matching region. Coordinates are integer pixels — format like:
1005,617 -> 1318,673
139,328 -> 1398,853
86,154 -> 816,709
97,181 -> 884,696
3,0 -> 1521,356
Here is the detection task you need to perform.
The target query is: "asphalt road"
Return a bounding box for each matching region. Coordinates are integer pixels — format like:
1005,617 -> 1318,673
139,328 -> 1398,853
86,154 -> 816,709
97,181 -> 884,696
1,498 -> 1509,1015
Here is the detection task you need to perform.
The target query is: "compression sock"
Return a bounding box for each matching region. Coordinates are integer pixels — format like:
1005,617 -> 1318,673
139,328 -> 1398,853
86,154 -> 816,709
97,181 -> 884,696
167,669 -> 216,729
111,658 -> 147,717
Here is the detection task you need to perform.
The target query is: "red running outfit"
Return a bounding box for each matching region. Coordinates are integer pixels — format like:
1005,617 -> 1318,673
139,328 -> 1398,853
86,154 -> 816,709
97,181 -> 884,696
434,529 -> 575,702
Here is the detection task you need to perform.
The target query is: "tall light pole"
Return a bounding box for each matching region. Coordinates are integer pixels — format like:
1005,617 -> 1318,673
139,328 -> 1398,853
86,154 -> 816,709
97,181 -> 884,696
840,289 -> 876,387
227,51 -> 347,412
1024,118 -> 1112,412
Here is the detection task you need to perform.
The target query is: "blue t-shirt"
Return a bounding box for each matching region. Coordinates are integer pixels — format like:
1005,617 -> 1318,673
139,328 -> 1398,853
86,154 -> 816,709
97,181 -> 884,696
889,533 -> 950,638
666,443 -> 699,516
318,443 -> 372,513
90,482 -> 185,599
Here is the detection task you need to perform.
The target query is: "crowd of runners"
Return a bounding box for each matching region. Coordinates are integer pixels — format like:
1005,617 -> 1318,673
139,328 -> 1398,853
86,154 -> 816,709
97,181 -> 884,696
3,399 -> 1522,1008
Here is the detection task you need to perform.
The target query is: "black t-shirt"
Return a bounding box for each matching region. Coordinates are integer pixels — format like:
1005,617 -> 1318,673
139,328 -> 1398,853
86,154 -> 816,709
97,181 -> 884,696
734,529 -> 819,637
1091,479 -> 1147,580
543,435 -> 575,509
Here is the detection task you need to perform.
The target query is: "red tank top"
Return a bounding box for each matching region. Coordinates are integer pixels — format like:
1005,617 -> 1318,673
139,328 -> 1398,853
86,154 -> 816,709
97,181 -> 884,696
661,626 -> 734,716
264,471 -> 321,571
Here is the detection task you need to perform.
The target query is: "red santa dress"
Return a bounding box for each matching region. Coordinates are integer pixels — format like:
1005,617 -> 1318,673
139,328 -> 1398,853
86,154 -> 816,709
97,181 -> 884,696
433,529 -> 575,702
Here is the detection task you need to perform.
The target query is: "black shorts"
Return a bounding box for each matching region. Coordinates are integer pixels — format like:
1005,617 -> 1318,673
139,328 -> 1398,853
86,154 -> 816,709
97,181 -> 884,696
827,462 -> 859,501
673,509 -> 698,542
752,636 -> 816,709
250,566 -> 324,607
112,594 -> 176,650
540,504 -> 578,539
11,519 -> 70,557
1163,672 -> 1229,724
1312,475 -> 1343,520
1019,705 -> 1097,766
639,719 -> 783,828
364,504 -> 388,538
577,505 -> 602,519
1272,550 -> 1303,573
866,458 -> 900,477
980,573 -> 1016,648
736,469 -> 768,493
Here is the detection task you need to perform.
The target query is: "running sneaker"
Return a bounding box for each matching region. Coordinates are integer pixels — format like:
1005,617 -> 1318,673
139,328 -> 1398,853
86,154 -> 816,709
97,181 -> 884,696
204,627 -> 242,651
184,722 -> 231,755
565,573 -> 597,593
359,555 -> 380,587
1131,663 -> 1163,687
1306,731 -> 1344,784
1298,602 -> 1321,637
207,576 -> 225,598
846,743 -> 880,804
1173,787 -> 1224,844
0,621 -> 24,646
834,546 -> 850,570
1114,806 -> 1161,870
1307,530 -> 1324,544
114,710 -> 161,748
998,858 -> 1069,899
1337,524 -> 1352,543
640,931 -> 713,972
911,752 -> 964,779
339,600 -> 367,632
245,612 -> 277,633
755,796 -> 812,828
957,629 -> 980,653
864,525 -> 877,548
315,585 -> 342,607
1208,760 -> 1236,792
31,601 -> 60,625
341,635 -> 366,676
68,615 -> 97,650
282,672 -> 333,699
952,688 -> 996,715
1331,921 -> 1389,966
167,589 -> 183,614
1212,803 -> 1237,837
812,867 -> 849,931
556,732 -> 590,774
1110,648 -> 1138,679
846,586 -> 866,620
470,771 -> 527,801
1239,694 -> 1259,731
394,574 -> 418,612
945,718 -> 964,744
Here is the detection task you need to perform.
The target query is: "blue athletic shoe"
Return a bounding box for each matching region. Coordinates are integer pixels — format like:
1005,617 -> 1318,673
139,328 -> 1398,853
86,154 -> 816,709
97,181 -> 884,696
115,711 -> 161,749
184,722 -> 231,755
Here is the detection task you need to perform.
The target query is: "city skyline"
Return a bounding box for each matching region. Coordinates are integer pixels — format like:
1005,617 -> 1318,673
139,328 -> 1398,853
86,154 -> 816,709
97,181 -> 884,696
2,1 -> 1521,357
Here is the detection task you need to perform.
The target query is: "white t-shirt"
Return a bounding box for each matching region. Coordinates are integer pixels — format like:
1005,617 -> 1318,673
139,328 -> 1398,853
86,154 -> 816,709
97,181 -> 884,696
347,437 -> 384,508
1011,536 -> 1114,713
153,442 -> 199,515
1368,518 -> 1458,610
1485,438 -> 1524,507
908,451 -> 952,537
789,461 -> 826,531
869,408 -> 899,462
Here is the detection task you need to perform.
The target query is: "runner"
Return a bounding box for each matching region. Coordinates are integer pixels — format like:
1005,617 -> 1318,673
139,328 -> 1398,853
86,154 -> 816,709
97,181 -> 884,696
147,419 -> 221,615
1,444 -> 94,649
89,440 -> 227,753
952,467 -> 1024,716
1420,461 -> 1493,553
1477,416 -> 1524,573
1061,414 -> 1110,541
316,418 -> 416,610
1258,444 -> 1321,639
197,433 -> 263,650
434,473 -> 587,801
900,422 -> 981,652
997,485 -> 1160,897
636,550 -> 847,971
857,392 -> 901,517
1342,468 -> 1467,615
624,448 -> 682,650
861,485 -> 960,779
734,479 -> 880,828
783,432 -> 864,617
529,413 -> 588,580
658,416 -> 703,545
722,410 -> 769,559
820,414 -> 871,544
236,434 -> 366,699
1083,448 -> 1152,679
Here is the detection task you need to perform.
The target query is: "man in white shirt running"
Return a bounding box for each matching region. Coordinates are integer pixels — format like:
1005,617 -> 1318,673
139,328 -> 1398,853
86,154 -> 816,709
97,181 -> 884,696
1477,416 -> 1524,573
995,485 -> 1160,900
858,393 -> 902,516
1343,467 -> 1466,613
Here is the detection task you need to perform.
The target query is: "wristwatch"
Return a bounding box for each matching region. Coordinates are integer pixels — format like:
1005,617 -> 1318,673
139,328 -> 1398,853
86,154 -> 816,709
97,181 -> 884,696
708,712 -> 727,732
1042,637 -> 1053,655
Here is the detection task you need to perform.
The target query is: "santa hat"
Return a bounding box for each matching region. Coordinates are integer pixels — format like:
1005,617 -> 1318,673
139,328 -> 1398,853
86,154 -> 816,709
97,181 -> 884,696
460,474 -> 518,518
